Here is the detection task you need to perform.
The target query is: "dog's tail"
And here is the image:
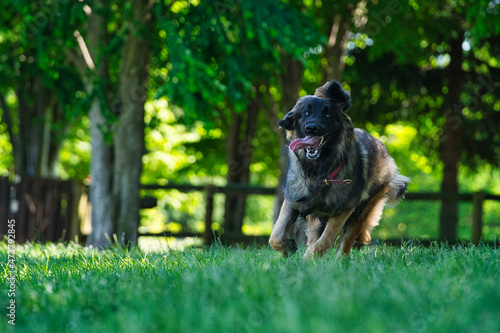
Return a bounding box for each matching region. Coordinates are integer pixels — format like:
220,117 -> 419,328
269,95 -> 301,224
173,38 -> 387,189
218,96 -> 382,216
386,174 -> 411,207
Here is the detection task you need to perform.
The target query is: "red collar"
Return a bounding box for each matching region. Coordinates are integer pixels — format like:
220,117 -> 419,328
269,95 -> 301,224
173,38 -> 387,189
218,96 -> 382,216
323,159 -> 352,185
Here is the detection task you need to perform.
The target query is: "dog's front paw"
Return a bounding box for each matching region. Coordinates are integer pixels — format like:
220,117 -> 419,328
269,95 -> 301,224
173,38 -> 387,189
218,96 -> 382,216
283,238 -> 298,256
269,237 -> 297,257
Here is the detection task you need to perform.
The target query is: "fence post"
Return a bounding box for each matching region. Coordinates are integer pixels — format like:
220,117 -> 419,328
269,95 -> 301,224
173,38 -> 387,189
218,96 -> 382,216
204,185 -> 216,245
472,191 -> 485,245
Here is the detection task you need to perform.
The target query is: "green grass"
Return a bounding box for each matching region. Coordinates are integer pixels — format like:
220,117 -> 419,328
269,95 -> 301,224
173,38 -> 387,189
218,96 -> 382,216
1,241 -> 499,333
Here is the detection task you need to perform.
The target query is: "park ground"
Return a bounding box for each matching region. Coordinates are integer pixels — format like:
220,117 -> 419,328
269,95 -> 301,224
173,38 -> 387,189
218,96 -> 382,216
1,241 -> 499,333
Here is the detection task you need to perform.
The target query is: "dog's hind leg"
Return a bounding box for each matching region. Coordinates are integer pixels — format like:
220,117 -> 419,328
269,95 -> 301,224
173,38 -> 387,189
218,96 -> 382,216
336,186 -> 389,258
304,209 -> 354,259
269,199 -> 299,256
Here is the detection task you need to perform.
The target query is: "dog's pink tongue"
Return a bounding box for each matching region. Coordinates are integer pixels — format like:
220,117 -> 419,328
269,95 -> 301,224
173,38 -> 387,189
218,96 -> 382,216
289,136 -> 322,152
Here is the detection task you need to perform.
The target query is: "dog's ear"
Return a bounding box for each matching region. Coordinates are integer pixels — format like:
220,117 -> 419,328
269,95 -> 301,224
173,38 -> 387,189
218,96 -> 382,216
325,81 -> 352,112
278,110 -> 298,130
278,98 -> 305,130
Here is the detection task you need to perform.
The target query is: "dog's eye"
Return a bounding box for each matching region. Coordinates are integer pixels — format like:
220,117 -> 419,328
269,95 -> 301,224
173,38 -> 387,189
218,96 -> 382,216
305,104 -> 312,116
323,106 -> 330,117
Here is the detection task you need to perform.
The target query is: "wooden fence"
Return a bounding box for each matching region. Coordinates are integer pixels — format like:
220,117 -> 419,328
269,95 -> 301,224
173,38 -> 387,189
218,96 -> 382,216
141,183 -> 278,244
0,176 -> 88,243
142,183 -> 500,245
1,177 -> 499,245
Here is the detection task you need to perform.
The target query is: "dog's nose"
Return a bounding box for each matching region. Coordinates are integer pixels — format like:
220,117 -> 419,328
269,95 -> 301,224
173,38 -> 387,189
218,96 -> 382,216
304,123 -> 319,135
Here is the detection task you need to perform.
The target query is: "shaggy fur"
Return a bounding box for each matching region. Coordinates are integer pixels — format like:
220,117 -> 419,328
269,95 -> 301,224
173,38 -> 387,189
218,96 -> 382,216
269,80 -> 410,258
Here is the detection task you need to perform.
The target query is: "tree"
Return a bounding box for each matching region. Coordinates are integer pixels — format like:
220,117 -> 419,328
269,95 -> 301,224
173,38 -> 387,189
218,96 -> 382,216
154,0 -> 322,234
71,0 -> 154,247
0,1 -> 87,177
271,0 -> 360,227
344,0 -> 500,240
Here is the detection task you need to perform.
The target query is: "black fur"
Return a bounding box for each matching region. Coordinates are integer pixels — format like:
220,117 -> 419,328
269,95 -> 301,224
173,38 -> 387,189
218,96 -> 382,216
325,80 -> 352,111
281,82 -> 363,217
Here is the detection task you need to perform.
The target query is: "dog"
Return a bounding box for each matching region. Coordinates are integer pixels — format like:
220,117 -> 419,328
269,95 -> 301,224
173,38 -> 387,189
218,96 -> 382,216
269,80 -> 410,258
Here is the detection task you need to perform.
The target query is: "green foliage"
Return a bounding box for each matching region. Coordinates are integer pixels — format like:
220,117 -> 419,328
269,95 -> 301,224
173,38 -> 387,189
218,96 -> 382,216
0,0 -> 87,103
1,242 -> 499,332
0,1 -> 90,176
56,116 -> 91,181
152,0 -> 323,125
0,126 -> 13,175
343,0 -> 500,169
466,0 -> 500,40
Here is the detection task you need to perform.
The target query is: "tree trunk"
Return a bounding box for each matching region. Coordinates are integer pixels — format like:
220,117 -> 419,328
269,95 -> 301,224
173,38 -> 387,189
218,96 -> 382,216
9,77 -> 61,177
439,38 -> 464,241
88,98 -> 115,247
113,0 -> 152,244
273,57 -> 303,224
85,0 -> 152,247
224,112 -> 243,233
322,14 -> 349,83
224,99 -> 259,234
85,2 -> 115,248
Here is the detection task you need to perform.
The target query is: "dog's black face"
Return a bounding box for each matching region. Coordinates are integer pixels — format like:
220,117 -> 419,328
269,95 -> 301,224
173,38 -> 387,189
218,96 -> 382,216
279,81 -> 353,160
293,97 -> 343,159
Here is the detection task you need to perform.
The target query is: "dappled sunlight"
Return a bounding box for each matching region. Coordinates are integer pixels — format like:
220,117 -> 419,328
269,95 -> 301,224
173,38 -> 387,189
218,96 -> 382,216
458,164 -> 500,193
142,99 -> 206,182
0,127 -> 13,175
140,189 -> 206,235
138,236 -> 203,253
383,123 -> 418,148
242,224 -> 273,236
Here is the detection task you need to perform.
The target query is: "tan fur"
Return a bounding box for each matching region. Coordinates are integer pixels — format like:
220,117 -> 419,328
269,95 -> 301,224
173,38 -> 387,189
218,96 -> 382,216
269,199 -> 298,256
337,185 -> 390,258
303,210 -> 355,259
305,215 -> 323,248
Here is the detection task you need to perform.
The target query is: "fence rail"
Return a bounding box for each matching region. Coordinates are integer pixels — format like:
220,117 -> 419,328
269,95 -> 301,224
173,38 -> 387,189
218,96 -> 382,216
141,183 -> 277,244
143,183 -> 500,245
2,177 -> 499,245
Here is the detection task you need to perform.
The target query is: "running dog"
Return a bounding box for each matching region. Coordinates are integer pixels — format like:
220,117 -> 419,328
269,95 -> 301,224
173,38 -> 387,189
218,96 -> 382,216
269,80 -> 410,258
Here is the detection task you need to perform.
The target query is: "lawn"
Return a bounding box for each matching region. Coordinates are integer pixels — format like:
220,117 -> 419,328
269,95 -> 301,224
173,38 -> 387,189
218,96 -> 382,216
1,241 -> 499,333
